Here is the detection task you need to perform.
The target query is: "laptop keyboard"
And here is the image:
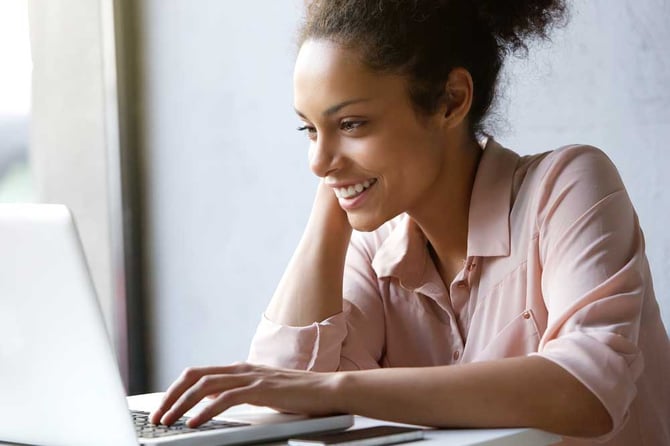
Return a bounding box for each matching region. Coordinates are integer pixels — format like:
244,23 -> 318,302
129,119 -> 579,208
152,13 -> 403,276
131,410 -> 251,439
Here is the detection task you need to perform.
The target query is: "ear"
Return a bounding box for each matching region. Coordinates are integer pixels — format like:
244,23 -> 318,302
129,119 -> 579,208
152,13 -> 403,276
441,68 -> 474,129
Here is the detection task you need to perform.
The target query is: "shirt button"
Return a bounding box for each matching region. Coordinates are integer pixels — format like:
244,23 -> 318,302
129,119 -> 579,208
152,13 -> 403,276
522,311 -> 531,320
467,263 -> 476,271
453,350 -> 460,361
456,281 -> 467,288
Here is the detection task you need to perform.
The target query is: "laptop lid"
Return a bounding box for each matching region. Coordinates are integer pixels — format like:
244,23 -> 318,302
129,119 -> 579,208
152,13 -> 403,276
0,204 -> 352,446
0,204 -> 138,446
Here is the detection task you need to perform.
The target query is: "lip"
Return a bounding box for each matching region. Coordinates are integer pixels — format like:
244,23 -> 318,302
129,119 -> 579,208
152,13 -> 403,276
325,178 -> 376,189
335,180 -> 376,210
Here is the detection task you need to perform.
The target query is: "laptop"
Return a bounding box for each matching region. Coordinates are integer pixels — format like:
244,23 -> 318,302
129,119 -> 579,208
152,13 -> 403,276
0,204 -> 353,446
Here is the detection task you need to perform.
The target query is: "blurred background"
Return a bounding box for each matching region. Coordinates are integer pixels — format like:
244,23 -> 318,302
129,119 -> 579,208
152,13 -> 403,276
2,0 -> 668,395
0,1 -> 33,201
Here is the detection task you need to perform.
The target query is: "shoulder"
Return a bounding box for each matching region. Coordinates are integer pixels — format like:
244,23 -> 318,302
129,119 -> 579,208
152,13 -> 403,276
515,144 -> 626,205
513,144 -> 632,233
519,144 -> 624,191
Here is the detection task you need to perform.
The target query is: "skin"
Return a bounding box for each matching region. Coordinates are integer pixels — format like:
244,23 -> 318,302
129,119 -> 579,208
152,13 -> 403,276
150,39 -> 613,437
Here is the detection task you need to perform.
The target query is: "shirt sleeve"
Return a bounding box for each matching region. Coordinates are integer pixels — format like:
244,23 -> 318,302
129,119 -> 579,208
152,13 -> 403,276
531,145 -> 646,440
247,230 -> 386,372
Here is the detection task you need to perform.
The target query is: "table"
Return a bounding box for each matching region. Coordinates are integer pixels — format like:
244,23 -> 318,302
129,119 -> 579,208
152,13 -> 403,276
348,416 -> 561,445
258,415 -> 562,446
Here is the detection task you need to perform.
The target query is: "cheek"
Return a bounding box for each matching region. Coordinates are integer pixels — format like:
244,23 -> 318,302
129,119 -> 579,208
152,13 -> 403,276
346,119 -> 444,184
341,136 -> 386,172
380,136 -> 443,181
387,144 -> 446,207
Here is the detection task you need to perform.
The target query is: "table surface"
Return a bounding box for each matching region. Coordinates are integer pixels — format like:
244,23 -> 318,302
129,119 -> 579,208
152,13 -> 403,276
253,416 -> 563,446
352,417 -> 561,446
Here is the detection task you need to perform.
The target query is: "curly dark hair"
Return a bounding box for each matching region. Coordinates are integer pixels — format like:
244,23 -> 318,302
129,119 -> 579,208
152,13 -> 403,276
299,0 -> 568,137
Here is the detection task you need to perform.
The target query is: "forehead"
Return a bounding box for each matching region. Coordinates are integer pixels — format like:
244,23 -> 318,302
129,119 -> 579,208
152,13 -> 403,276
293,39 -> 407,115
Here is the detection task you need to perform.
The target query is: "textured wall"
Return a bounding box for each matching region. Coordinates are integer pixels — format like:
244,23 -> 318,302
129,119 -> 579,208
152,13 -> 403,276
500,0 -> 670,326
139,0 -> 670,390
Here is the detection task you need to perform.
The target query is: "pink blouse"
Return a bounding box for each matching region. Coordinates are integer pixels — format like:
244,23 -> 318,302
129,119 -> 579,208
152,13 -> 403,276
248,140 -> 670,445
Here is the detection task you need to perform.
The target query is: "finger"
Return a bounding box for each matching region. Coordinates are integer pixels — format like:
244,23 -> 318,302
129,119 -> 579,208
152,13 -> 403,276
161,373 -> 253,426
187,385 -> 259,428
150,367 -> 204,424
150,366 -> 238,424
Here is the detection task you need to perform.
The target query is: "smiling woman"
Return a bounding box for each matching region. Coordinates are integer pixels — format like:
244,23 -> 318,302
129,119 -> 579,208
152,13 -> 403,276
293,39 -> 473,232
150,1 -> 670,445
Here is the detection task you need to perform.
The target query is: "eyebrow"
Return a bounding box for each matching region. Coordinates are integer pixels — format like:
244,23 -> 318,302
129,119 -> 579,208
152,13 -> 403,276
295,98 -> 372,119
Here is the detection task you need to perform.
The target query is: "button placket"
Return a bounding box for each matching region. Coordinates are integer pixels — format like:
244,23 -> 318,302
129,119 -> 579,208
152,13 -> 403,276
465,258 -> 478,281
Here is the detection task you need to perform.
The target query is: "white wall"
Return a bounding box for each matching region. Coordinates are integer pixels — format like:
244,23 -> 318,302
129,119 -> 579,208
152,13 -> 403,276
499,0 -> 670,325
138,0 -> 312,390
139,0 -> 670,391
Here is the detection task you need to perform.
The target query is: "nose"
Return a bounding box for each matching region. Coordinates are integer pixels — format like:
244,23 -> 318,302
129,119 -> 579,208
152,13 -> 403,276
308,134 -> 342,177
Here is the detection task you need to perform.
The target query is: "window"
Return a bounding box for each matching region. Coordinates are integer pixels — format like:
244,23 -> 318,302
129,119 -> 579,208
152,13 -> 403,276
0,0 -> 34,202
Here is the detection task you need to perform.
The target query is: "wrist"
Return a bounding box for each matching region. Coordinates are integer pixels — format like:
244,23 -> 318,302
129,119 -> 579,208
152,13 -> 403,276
326,371 -> 353,414
311,181 -> 351,226
309,182 -> 352,236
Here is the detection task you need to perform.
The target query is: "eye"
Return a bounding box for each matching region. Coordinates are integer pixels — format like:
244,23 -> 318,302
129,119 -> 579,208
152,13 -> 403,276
297,125 -> 317,140
340,120 -> 366,133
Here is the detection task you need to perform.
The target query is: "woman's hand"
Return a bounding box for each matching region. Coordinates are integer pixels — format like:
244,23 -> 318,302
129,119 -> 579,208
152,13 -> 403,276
309,179 -> 351,233
149,363 -> 341,428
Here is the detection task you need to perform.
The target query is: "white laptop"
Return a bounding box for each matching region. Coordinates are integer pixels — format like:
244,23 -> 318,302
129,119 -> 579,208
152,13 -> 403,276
0,204 -> 353,446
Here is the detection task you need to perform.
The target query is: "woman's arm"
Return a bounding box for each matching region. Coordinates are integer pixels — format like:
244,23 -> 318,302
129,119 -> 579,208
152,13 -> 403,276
333,355 -> 612,437
150,356 -> 611,438
248,180 -> 386,372
265,181 -> 352,326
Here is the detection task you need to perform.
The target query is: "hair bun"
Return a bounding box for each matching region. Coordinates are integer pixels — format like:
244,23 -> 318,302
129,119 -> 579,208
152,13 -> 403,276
472,0 -> 568,52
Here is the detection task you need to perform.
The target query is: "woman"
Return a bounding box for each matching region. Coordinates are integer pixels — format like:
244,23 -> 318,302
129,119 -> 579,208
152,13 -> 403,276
150,1 -> 670,444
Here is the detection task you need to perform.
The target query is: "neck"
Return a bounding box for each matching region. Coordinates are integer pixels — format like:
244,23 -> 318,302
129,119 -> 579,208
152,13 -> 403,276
409,135 -> 482,286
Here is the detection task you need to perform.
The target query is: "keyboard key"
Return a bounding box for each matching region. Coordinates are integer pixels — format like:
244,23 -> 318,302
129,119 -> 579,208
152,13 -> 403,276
130,409 -> 250,438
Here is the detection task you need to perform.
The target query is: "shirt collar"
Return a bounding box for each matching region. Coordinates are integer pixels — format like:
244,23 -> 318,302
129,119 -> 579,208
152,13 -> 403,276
466,138 -> 519,257
371,138 -> 519,284
371,214 -> 429,290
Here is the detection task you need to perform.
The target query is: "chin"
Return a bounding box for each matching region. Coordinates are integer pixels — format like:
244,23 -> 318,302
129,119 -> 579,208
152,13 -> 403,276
347,212 -> 389,233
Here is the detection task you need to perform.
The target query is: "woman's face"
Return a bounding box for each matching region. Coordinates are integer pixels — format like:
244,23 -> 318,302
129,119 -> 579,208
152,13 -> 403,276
293,39 -> 450,231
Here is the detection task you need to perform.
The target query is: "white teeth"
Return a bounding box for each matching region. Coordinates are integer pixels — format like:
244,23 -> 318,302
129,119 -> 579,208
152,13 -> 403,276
334,179 -> 376,199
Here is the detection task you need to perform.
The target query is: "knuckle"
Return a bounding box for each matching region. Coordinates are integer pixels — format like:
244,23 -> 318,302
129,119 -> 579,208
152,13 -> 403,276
181,367 -> 199,380
221,389 -> 245,406
232,361 -> 252,372
199,375 -> 216,388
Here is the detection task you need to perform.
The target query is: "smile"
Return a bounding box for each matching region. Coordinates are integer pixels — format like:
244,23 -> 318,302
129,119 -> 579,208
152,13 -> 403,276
333,179 -> 377,199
